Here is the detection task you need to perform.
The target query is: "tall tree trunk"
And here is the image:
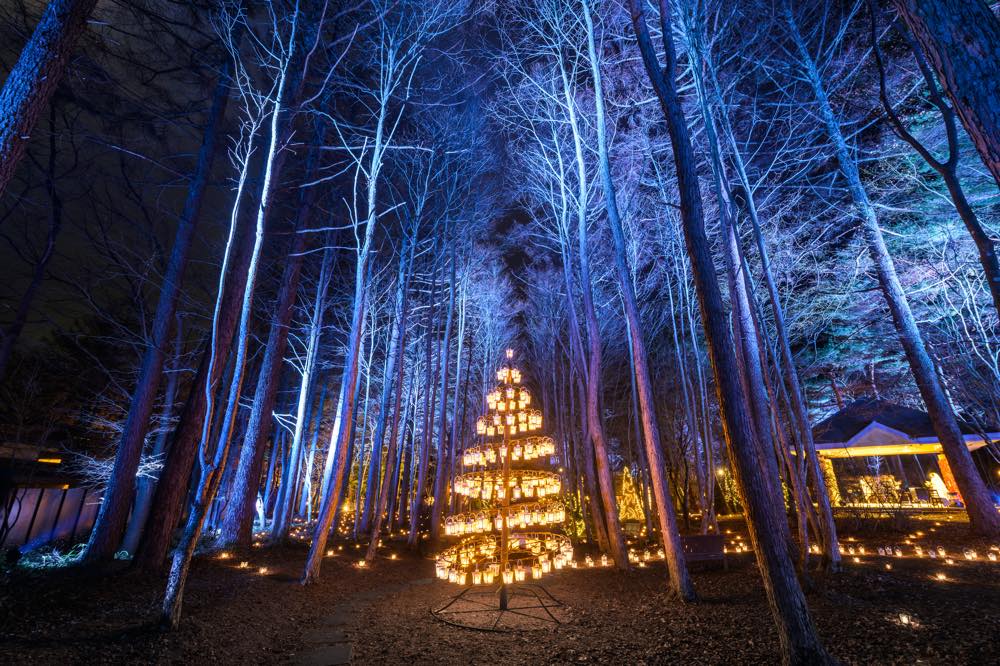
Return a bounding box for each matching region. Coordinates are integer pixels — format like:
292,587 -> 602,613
785,2 -> 1000,537
582,0 -> 691,593
301,270 -> 371,583
365,252 -> 414,559
392,377 -> 418,531
689,5 -> 840,565
84,70 -> 229,563
217,179 -> 316,547
556,49 -> 628,569
0,0 -> 97,198
271,246 -> 332,542
359,239 -> 416,536
120,318 -> 184,557
574,362 -> 609,552
629,1 -> 830,661
133,178 -> 256,572
160,25 -> 295,620
298,383 -> 326,521
408,288 -> 440,548
889,0 -> 1000,187
430,235 -> 457,542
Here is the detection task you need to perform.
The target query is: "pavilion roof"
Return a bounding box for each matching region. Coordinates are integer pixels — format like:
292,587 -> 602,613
811,398 -> 986,445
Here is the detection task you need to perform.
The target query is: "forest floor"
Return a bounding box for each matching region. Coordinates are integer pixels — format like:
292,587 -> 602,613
1,515 -> 998,664
0,539 -> 417,664
352,515 -> 1000,665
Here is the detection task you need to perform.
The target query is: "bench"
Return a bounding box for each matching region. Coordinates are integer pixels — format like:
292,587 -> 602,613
680,533 -> 728,570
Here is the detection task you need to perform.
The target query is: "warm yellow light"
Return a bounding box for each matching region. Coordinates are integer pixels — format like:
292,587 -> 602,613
37,457 -> 62,464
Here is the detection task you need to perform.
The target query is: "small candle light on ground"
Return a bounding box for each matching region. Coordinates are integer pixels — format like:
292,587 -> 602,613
258,566 -> 269,575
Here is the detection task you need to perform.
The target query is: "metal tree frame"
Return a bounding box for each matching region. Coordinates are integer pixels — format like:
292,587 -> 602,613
431,582 -> 565,632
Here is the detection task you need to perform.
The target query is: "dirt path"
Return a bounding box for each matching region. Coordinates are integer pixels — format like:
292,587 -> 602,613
291,573 -> 435,666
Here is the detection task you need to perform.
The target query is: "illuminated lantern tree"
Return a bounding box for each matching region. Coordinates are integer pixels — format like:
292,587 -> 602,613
435,348 -> 572,613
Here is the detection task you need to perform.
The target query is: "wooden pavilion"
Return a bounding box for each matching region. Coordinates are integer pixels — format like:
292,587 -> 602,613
810,398 -> 998,508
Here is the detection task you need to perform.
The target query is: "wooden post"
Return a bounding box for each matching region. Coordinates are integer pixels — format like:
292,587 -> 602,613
499,399 -> 511,611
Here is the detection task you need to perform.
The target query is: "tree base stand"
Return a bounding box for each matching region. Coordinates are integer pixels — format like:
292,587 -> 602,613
430,583 -> 567,632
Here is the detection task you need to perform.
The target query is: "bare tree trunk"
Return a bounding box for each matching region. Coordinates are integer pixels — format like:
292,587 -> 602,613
391,375 -> 418,531
890,0 -> 1000,187
271,246 -> 332,542
447,298 -> 469,514
0,0 -> 97,198
663,244 -> 710,532
408,284 -> 440,548
365,254 -> 414,559
84,70 -> 228,563
630,1 -> 830,661
218,182 -> 315,547
133,185 -> 256,573
159,14 -> 303,616
430,234 -> 457,542
361,239 -> 413,535
121,317 -> 184,557
624,316 -> 655,536
556,49 -> 628,569
298,383 -> 326,521
574,362 -> 609,552
301,249 -> 374,583
583,0 -> 690,592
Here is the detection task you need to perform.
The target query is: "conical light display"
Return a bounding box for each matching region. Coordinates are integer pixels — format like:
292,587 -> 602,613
436,348 -> 572,587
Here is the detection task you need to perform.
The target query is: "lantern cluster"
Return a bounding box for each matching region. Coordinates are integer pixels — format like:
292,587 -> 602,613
453,470 -> 561,501
462,436 -> 556,467
495,366 -> 522,384
475,409 -> 543,437
487,385 -> 530,410
444,500 -> 567,536
436,533 -> 574,586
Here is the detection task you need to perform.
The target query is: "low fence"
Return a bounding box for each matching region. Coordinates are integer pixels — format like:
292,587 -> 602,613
1,486 -> 98,550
